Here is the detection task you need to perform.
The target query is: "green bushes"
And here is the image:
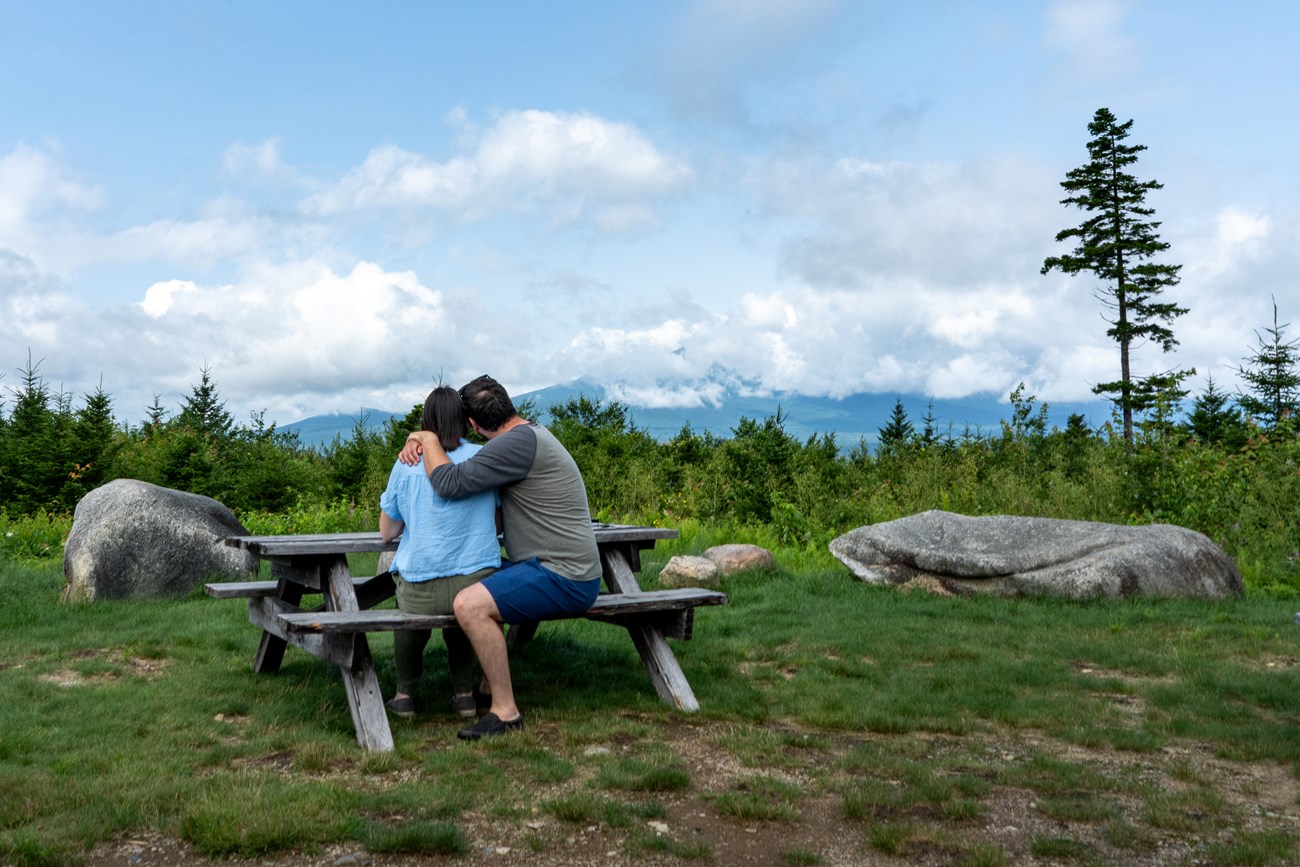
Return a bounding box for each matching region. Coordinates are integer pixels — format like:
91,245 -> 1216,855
0,512 -> 71,561
2,367 -> 1296,594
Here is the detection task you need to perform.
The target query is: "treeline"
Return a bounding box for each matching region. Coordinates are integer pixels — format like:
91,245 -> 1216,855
0,362 -> 417,520
1,358 -> 1298,592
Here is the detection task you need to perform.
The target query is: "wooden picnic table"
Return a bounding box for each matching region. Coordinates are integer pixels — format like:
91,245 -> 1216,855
209,523 -> 726,751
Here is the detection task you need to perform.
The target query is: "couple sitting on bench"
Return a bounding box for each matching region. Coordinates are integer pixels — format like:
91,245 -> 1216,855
379,375 -> 602,741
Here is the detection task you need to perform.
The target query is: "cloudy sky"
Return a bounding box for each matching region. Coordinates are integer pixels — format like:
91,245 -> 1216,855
2,0 -> 1297,426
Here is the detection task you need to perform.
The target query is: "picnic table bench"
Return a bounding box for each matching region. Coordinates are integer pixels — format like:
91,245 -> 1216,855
206,523 -> 727,751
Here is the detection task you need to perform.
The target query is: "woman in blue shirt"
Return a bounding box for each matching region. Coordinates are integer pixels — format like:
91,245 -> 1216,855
379,386 -> 500,717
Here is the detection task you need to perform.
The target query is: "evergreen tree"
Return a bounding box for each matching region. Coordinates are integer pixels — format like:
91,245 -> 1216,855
153,366 -> 237,499
0,356 -> 59,512
64,380 -> 119,504
176,364 -> 234,437
1235,297 -> 1300,430
1132,368 -> 1193,443
919,399 -> 941,447
718,409 -> 797,523
876,397 -> 915,455
144,393 -> 169,434
1185,375 -> 1247,447
1059,412 -> 1093,480
1042,107 -> 1189,445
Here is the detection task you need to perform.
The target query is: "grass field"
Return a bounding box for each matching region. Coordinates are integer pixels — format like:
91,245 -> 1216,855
2,539 -> 1299,866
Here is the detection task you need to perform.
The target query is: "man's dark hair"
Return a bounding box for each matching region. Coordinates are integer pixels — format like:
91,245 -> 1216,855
459,375 -> 516,432
421,385 -> 468,451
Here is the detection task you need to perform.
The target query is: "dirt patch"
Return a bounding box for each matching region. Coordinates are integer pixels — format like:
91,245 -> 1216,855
36,646 -> 172,687
84,717 -> 1300,867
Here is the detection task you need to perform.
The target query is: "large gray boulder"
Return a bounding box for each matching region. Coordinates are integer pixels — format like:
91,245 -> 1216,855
829,510 -> 1243,600
62,479 -> 258,602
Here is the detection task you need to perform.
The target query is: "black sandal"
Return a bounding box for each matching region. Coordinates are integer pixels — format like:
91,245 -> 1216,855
457,711 -> 524,740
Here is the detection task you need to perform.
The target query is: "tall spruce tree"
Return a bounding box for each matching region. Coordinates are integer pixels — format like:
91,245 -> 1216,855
1185,374 -> 1247,447
876,397 -> 915,455
0,357 -> 59,513
176,364 -> 234,437
1042,107 -> 1189,445
1235,297 -> 1300,430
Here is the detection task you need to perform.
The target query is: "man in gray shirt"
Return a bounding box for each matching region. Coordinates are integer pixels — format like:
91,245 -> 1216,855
399,375 -> 600,739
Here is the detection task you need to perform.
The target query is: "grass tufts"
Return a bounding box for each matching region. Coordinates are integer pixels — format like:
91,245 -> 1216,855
356,819 -> 467,856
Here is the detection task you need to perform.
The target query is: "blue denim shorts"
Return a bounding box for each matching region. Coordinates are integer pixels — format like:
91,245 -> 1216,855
481,558 -> 602,625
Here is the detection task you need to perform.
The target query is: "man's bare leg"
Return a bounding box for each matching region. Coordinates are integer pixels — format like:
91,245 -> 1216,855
453,583 -> 521,722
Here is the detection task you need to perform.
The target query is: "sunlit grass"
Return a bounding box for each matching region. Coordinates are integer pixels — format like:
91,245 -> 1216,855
2,546 -> 1300,863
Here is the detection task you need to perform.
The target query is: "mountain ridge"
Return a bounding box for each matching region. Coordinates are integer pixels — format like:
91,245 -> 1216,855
282,382 -> 1111,450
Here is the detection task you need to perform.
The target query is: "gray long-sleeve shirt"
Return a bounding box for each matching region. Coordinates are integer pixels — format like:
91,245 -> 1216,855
429,422 -> 601,582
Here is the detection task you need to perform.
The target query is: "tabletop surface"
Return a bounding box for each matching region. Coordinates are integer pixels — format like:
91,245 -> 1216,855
225,522 -> 678,557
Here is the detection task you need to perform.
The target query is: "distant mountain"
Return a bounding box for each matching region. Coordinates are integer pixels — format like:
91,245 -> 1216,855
521,379 -> 1110,447
282,384 -> 1110,450
282,408 -> 403,448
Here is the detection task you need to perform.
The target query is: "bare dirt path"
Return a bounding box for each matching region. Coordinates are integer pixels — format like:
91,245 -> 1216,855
85,713 -> 1300,867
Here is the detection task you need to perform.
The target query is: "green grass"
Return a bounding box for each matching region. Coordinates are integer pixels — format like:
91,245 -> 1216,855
709,774 -> 804,822
357,819 -> 468,856
594,752 -> 693,792
3,545 -> 1300,864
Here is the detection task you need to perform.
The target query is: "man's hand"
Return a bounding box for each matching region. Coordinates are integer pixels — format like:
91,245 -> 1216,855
398,432 -> 429,466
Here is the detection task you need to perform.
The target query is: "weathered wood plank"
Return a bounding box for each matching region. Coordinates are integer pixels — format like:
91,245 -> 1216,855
205,580 -> 280,599
225,532 -> 399,557
324,555 -> 395,752
626,622 -> 700,711
353,572 -> 396,609
588,523 -> 679,545
281,610 -> 458,633
248,596 -> 356,669
600,545 -> 644,594
340,633 -> 393,751
591,588 -> 726,612
279,589 -> 727,634
587,608 -> 695,641
209,573 -> 393,604
223,524 -> 678,559
252,579 -> 304,673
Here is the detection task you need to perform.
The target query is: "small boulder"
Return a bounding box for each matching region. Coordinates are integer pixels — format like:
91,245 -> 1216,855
704,544 -> 776,575
658,555 -> 722,589
62,479 -> 258,602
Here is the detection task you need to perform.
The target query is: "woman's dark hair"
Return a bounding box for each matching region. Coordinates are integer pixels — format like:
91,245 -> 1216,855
458,375 -> 516,432
420,386 -> 468,452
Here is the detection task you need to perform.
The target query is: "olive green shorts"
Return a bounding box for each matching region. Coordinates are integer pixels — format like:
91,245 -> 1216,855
393,566 -> 496,616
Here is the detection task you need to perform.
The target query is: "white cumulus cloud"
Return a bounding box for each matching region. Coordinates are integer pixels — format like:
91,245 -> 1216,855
303,110 -> 692,228
0,143 -> 103,238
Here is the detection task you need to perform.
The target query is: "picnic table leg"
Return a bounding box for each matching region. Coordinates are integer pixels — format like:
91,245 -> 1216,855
324,555 -> 395,752
598,548 -> 701,712
506,621 -> 538,648
252,577 -> 304,673
625,623 -> 701,711
337,634 -> 393,752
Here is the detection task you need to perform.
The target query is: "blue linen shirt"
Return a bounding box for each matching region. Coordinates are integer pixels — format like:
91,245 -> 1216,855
379,440 -> 500,582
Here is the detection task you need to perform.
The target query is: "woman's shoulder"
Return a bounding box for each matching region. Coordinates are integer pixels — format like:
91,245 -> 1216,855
449,439 -> 483,463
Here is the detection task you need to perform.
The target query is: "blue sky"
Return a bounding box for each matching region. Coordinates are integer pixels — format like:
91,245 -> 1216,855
2,0 -> 1297,426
